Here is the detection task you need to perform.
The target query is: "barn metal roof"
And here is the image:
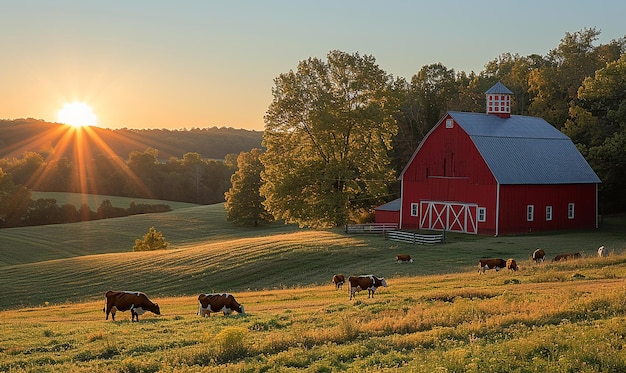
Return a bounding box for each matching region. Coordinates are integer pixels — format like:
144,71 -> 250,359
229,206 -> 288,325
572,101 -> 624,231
374,198 -> 401,211
485,81 -> 514,95
448,111 -> 601,185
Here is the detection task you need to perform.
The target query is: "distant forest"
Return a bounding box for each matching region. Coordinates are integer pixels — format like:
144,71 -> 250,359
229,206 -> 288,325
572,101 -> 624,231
0,118 -> 263,161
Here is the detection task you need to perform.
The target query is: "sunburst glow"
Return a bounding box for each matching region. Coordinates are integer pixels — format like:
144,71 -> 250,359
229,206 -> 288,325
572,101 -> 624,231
57,102 -> 98,127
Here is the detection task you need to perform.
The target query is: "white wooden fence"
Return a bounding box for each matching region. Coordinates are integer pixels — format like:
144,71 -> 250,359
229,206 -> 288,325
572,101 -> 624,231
385,230 -> 444,245
344,223 -> 444,245
344,223 -> 398,234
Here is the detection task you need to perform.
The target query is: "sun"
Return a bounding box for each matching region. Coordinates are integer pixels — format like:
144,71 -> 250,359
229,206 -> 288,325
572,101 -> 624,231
57,102 -> 98,127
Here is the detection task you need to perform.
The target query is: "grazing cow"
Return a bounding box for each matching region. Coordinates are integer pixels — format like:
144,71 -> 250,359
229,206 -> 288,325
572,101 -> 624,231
395,254 -> 413,263
478,258 -> 507,274
348,275 -> 387,300
332,274 -> 345,289
598,246 -> 605,257
104,291 -> 160,322
197,293 -> 244,317
506,258 -> 519,271
532,248 -> 546,263
553,252 -> 582,262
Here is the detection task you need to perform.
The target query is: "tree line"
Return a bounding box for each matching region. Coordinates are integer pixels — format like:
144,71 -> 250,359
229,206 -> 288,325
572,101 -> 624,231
0,149 -> 237,227
0,120 -> 263,161
0,171 -> 172,228
226,28 -> 626,228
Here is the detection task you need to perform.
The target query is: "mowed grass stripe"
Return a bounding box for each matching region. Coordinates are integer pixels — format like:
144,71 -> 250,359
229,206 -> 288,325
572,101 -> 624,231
0,231 -> 370,309
0,203 -> 300,266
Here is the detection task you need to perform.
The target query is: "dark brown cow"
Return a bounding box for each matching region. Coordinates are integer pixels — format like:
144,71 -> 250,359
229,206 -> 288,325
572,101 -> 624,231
197,293 -> 244,317
395,254 -> 413,263
506,258 -> 519,271
332,274 -> 345,289
532,248 -> 546,263
104,291 -> 160,322
553,252 -> 582,262
478,258 -> 507,274
348,275 -> 387,300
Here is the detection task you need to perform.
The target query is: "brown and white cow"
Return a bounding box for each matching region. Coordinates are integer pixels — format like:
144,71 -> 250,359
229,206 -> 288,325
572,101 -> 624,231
478,258 -> 507,274
348,275 -> 387,300
332,274 -> 345,289
395,254 -> 413,263
197,293 -> 244,317
506,258 -> 519,271
532,248 -> 546,263
553,252 -> 582,262
104,290 -> 160,322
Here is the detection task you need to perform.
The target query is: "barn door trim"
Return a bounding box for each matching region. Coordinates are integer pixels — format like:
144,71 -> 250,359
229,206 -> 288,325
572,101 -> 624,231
419,201 -> 478,234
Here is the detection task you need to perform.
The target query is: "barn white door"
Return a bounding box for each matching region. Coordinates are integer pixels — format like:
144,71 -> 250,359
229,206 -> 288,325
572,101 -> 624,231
419,201 -> 478,234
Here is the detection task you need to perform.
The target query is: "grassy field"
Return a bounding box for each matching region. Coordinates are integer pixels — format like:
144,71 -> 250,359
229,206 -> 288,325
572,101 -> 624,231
2,256 -> 626,372
2,193 -> 626,371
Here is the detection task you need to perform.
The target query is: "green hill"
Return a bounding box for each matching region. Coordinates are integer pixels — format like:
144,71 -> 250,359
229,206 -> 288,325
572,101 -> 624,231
1,196 -> 624,310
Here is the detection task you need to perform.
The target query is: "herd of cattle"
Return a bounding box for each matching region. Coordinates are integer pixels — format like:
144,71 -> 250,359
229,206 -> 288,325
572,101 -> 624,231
103,246 -> 606,322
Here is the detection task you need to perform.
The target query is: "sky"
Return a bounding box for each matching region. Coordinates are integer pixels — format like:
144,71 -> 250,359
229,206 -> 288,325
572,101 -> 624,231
1,1 -> 625,131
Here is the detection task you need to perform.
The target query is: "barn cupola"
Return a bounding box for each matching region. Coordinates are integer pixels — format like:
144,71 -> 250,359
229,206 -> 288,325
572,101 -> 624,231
485,81 -> 513,118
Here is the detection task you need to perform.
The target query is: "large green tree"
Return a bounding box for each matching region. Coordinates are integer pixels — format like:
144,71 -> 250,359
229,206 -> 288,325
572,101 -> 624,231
225,148 -> 272,226
261,50 -> 399,228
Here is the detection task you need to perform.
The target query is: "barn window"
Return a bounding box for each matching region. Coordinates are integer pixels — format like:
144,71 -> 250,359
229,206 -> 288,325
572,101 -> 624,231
527,205 -> 534,222
411,203 -> 419,217
477,207 -> 486,222
445,119 -> 454,128
546,206 -> 553,221
568,203 -> 575,219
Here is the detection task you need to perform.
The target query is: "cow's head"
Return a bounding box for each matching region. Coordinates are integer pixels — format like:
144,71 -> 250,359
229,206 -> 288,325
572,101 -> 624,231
152,303 -> 161,315
380,278 -> 388,287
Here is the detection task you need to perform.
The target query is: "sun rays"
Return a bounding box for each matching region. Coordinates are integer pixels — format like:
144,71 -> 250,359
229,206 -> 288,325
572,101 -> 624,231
17,123 -> 153,201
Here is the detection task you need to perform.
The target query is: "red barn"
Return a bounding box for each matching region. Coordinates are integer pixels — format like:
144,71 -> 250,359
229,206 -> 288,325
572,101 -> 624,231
398,82 -> 600,236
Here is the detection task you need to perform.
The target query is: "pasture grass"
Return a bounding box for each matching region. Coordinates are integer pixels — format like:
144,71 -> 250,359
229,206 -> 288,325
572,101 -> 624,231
2,258 -> 626,372
1,195 -> 626,371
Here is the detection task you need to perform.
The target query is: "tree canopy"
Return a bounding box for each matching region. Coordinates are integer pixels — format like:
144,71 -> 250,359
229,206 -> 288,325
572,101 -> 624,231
262,51 -> 400,228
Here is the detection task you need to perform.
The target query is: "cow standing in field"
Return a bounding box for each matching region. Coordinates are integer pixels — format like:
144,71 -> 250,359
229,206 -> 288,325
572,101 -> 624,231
506,258 -> 519,271
598,246 -> 606,257
532,248 -> 546,263
348,275 -> 387,300
197,293 -> 244,317
332,274 -> 345,289
478,258 -> 507,274
104,291 -> 160,322
553,252 -> 582,262
395,254 -> 413,263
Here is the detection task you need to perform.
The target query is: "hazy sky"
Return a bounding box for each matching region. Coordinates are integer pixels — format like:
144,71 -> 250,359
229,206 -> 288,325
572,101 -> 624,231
1,1 -> 624,131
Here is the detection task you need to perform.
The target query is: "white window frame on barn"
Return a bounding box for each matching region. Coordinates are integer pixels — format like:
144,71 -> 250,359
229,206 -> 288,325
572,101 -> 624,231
568,203 -> 575,219
411,203 -> 419,217
546,206 -> 553,221
527,205 -> 534,222
477,207 -> 486,222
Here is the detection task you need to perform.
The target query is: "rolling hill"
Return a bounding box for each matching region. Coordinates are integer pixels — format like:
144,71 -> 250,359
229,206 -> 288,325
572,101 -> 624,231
1,195 -> 625,311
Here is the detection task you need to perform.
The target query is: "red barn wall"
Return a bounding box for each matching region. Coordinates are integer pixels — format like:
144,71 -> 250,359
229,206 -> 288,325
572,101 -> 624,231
401,116 -> 498,232
497,184 -> 597,234
374,210 -> 399,224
